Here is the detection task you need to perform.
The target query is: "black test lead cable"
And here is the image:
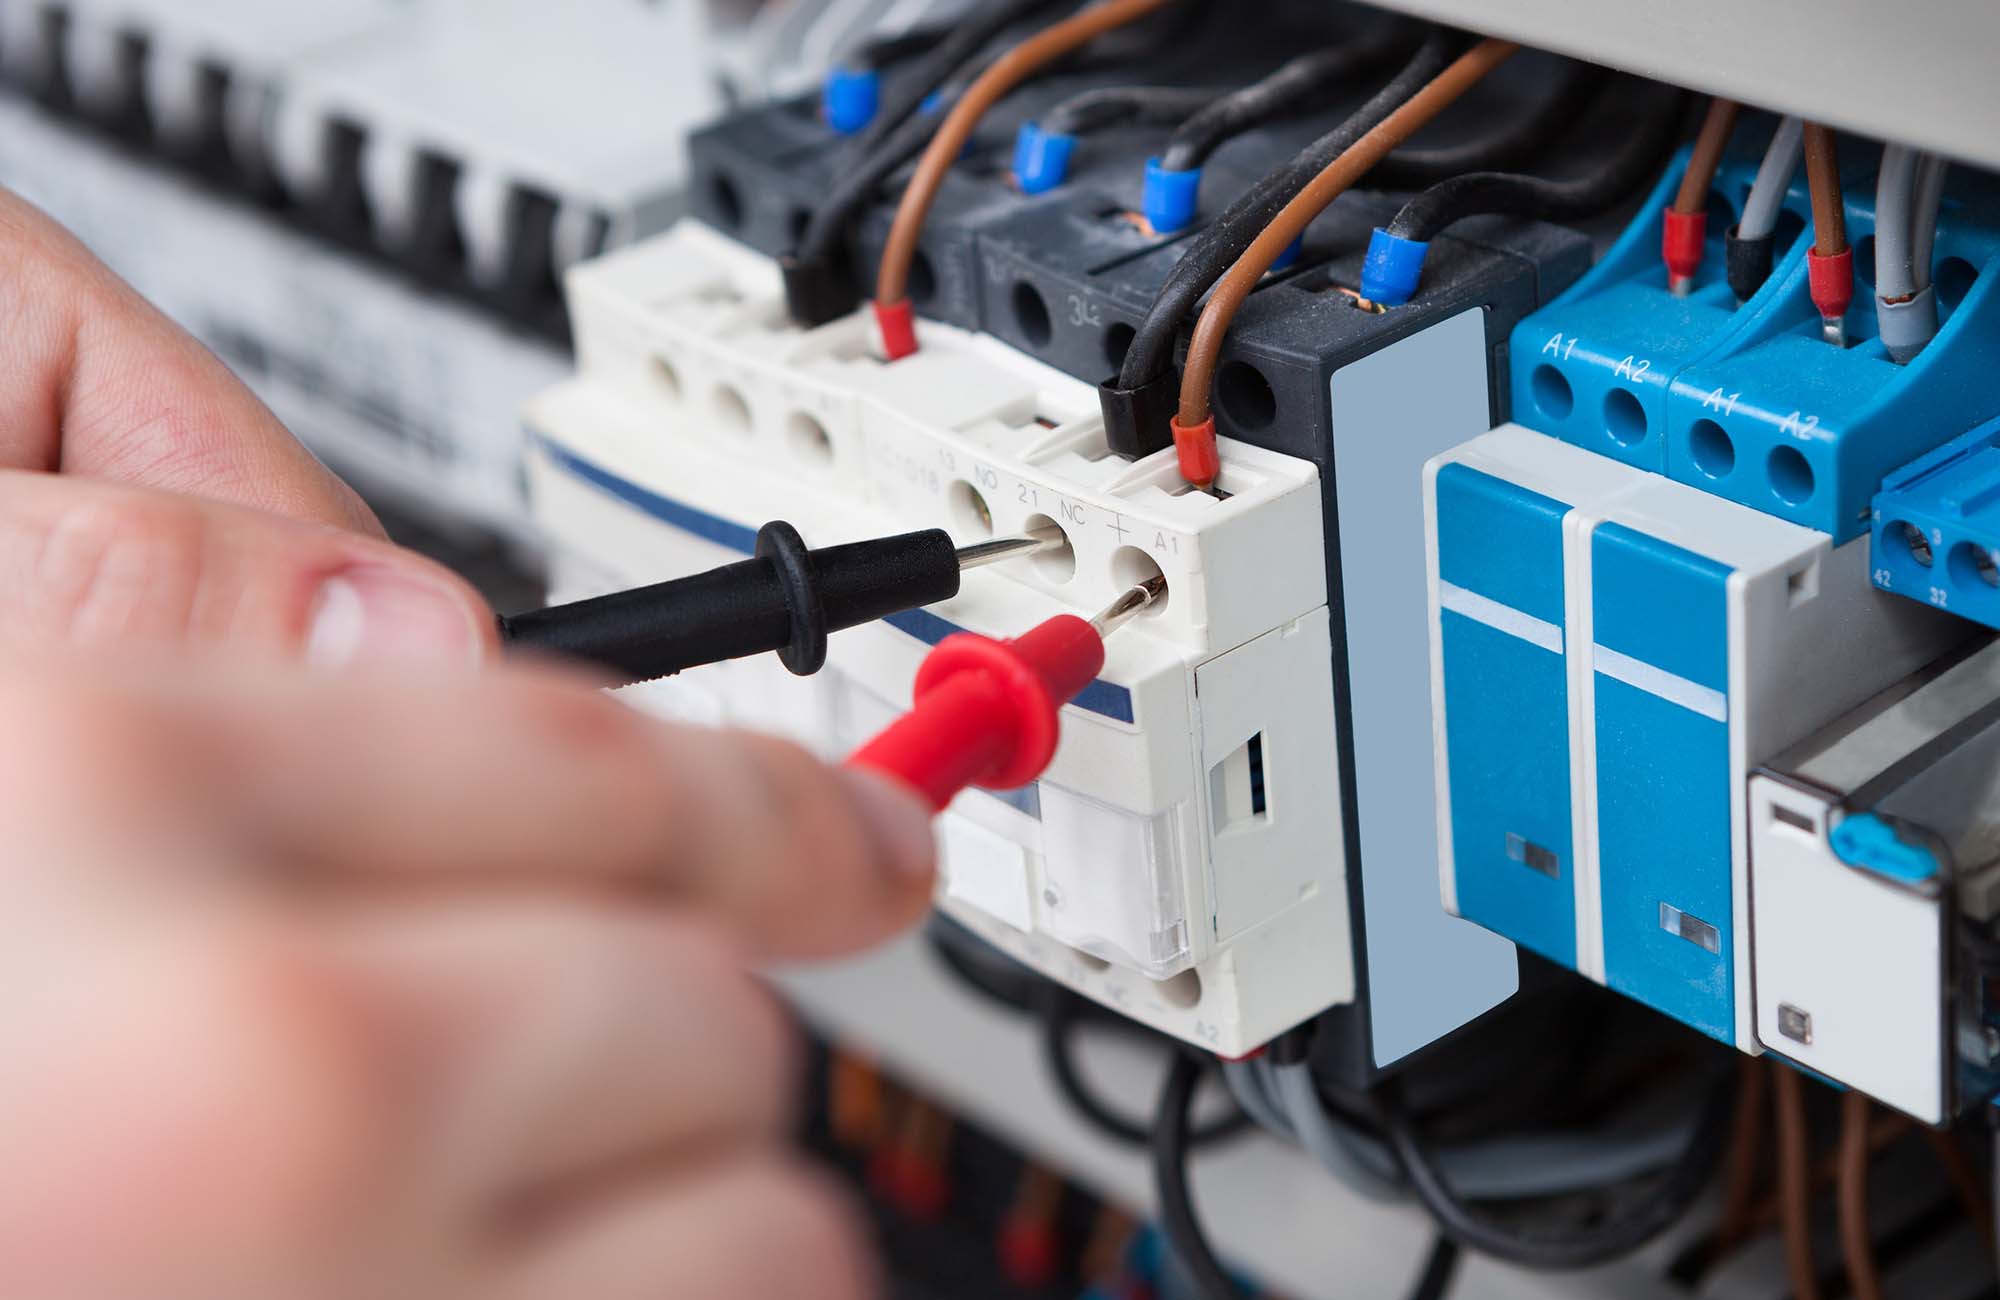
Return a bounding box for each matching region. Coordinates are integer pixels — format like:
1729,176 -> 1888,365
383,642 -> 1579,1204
500,523 -> 1065,687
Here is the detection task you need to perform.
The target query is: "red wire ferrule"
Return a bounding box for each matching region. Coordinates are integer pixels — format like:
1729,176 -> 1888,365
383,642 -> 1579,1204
1661,207 -> 1706,286
997,1218 -> 1062,1288
1808,246 -> 1855,324
847,615 -> 1105,812
874,297 -> 918,360
1170,414 -> 1220,488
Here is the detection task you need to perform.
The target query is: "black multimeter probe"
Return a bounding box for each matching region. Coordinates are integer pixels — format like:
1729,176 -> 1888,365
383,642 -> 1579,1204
499,521 -> 1064,687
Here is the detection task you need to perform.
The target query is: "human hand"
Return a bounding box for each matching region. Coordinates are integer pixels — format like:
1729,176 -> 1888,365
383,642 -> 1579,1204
0,653 -> 936,1300
0,190 -> 491,666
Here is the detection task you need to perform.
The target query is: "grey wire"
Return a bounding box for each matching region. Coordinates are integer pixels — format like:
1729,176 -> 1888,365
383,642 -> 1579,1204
1222,1059 -> 1293,1139
1911,151 -> 1949,293
1875,143 -> 1922,302
1272,1061 -> 1405,1201
1738,116 -> 1803,242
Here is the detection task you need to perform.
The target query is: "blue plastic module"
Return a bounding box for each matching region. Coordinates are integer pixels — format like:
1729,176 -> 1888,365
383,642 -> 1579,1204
1872,415 -> 2000,625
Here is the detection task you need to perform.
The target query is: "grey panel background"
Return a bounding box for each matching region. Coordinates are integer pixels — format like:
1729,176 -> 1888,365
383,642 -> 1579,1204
1330,307 -> 1523,1067
1369,0 -> 2000,168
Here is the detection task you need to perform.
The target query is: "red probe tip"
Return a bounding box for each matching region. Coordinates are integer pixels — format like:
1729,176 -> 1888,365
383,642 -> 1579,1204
847,614 -> 1106,812
874,297 -> 918,361
1661,207 -> 1706,288
1170,414 -> 1220,489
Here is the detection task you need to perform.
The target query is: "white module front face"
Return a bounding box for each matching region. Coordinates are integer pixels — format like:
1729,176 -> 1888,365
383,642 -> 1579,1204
1748,776 -> 1950,1124
528,221 -> 1351,1055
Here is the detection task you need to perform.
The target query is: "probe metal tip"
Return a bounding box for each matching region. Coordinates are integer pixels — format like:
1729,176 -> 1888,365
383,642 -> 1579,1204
955,524 -> 1067,572
1090,575 -> 1169,638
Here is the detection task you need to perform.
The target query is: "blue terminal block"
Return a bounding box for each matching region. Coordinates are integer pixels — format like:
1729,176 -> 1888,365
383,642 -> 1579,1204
1664,172 -> 2000,541
1509,143 -> 1812,474
1872,415 -> 2000,625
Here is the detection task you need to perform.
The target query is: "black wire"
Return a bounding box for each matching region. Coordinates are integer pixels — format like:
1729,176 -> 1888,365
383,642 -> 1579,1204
1365,61 -> 1605,190
1377,1066 -> 1738,1269
1158,41 -> 1389,174
1041,985 -> 1250,1148
794,0 -> 1075,264
1406,1236 -> 1463,1300
1383,80 -> 1686,244
844,21 -> 956,73
1042,84 -> 1218,136
1116,27 -> 1455,391
1153,1051 -> 1251,1300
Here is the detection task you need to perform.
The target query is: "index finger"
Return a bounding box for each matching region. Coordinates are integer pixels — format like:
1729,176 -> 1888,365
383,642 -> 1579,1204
0,190 -> 380,535
84,660 -> 939,961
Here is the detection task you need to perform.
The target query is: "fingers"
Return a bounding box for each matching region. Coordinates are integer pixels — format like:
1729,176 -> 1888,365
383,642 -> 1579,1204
0,660 -> 937,960
167,669 -> 937,959
0,470 -> 492,666
0,189 -> 379,533
494,1155 -> 878,1300
313,902 -> 797,1206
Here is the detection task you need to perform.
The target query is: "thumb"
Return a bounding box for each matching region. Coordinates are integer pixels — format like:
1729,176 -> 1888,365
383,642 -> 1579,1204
0,470 -> 495,667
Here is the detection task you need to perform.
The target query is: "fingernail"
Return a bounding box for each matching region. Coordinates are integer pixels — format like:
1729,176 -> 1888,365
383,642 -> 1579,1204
306,566 -> 486,669
839,768 -> 937,883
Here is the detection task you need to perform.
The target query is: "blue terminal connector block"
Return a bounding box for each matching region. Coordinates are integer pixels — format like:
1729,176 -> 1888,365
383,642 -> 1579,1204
1509,142 -> 1812,475
821,66 -> 880,136
1011,122 -> 1077,194
1872,415 -> 2000,626
1663,172 -> 2000,541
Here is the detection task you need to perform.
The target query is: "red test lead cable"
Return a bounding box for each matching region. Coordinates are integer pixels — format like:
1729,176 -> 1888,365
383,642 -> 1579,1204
849,576 -> 1166,810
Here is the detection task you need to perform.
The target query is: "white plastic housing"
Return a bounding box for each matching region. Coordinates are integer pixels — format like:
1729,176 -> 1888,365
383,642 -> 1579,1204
529,223 -> 1351,1054
1748,776 -> 1949,1124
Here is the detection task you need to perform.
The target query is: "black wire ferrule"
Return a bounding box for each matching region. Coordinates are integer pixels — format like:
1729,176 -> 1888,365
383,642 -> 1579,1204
1099,367 -> 1179,459
781,253 -> 861,327
1724,226 -> 1776,304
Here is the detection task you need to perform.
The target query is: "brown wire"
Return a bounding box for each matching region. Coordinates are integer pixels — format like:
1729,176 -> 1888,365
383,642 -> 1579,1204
1712,1055 -> 1770,1257
874,0 -> 1174,308
1776,1065 -> 1823,1300
1671,97 -> 1741,215
1737,1108 -> 1906,1241
1803,123 -> 1847,256
1176,38 -> 1519,430
1838,1091 -> 1884,1300
1923,1126 -> 1996,1249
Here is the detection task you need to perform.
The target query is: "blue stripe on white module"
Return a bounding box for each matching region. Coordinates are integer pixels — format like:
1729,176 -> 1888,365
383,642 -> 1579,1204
532,435 -> 1138,725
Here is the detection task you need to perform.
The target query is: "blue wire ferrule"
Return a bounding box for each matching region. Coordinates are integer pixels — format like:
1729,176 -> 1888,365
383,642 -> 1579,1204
1269,234 -> 1305,272
1143,158 -> 1201,234
1012,122 -> 1076,194
1360,227 -> 1429,306
821,67 -> 879,136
